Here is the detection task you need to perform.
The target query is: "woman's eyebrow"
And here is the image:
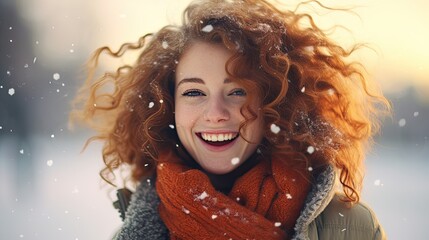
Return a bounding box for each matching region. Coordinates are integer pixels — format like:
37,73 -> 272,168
177,78 -> 232,87
176,77 -> 205,87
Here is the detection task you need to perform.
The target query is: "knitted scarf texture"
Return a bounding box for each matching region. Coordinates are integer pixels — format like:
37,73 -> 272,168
156,154 -> 311,240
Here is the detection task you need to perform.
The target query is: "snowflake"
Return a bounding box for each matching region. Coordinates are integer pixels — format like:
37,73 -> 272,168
47,160 -> 54,167
307,146 -> 315,154
196,191 -> 209,200
270,123 -> 280,134
231,157 -> 240,165
182,206 -> 190,214
202,25 -> 214,32
162,41 -> 169,49
398,118 -> 406,127
374,179 -> 382,186
53,73 -> 60,80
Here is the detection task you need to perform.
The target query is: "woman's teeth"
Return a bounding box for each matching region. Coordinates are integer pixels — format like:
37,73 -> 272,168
201,133 -> 236,142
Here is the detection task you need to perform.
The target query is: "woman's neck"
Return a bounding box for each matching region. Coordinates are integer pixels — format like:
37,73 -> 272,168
176,148 -> 263,194
205,155 -> 261,194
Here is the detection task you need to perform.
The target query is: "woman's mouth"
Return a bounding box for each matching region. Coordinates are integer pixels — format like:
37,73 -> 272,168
196,132 -> 239,147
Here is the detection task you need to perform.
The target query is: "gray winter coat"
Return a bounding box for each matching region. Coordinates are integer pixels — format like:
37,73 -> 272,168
113,165 -> 386,240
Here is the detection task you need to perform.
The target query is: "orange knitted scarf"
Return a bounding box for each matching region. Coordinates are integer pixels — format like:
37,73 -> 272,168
156,153 -> 311,240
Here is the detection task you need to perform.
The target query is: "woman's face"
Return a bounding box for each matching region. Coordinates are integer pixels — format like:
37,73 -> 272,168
174,41 -> 264,174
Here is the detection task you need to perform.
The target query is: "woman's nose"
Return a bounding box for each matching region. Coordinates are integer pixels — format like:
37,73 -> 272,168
203,97 -> 230,123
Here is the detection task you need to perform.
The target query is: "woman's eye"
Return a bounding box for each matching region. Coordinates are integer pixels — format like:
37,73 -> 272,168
182,89 -> 205,97
229,88 -> 247,96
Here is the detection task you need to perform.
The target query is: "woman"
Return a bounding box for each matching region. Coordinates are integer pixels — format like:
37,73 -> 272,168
71,0 -> 389,239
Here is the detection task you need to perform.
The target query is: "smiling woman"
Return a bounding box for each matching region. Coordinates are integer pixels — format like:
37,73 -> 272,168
174,41 -> 264,175
70,0 -> 389,239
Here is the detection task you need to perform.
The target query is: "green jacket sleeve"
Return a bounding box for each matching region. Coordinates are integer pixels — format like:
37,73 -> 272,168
309,195 -> 386,240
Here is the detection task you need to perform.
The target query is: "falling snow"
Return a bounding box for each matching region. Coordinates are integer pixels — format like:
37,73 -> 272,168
162,41 -> 169,49
270,123 -> 280,134
398,118 -> 406,127
196,191 -> 209,200
307,146 -> 315,154
374,179 -> 382,186
182,206 -> 190,214
8,88 -> 15,96
0,5 -> 423,240
47,160 -> 54,167
53,73 -> 60,80
231,157 -> 240,165
202,25 -> 214,32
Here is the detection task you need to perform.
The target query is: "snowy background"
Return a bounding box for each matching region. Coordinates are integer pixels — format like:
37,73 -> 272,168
1,0 -> 428,239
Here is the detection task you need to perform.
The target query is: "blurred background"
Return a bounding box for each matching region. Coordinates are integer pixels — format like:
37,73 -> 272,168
0,0 -> 428,239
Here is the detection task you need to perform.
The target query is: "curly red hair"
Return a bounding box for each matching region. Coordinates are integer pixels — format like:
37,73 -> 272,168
70,0 -> 390,203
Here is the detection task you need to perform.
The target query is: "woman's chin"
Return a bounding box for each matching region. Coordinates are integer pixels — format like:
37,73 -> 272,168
199,162 -> 240,175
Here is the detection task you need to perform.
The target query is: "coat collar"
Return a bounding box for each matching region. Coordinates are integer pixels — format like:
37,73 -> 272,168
293,165 -> 336,239
114,165 -> 336,240
113,178 -> 168,240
